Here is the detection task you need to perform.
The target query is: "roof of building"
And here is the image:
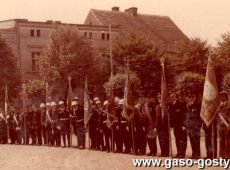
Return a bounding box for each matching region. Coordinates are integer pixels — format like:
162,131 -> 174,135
85,8 -> 188,44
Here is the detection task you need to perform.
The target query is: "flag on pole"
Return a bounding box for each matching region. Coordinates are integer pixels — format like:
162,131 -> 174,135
66,76 -> 73,111
122,57 -> 135,121
160,58 -> 169,118
21,83 -> 27,113
200,57 -> 219,127
5,84 -> 9,116
84,76 -> 90,126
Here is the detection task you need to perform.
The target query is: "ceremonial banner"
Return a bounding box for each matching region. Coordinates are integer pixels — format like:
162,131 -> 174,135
84,76 -> 90,126
123,57 -> 135,121
4,84 -> 9,116
66,76 -> 73,111
200,57 -> 219,127
160,58 -> 169,118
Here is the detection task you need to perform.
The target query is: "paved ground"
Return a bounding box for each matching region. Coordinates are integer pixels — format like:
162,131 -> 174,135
0,133 -> 225,170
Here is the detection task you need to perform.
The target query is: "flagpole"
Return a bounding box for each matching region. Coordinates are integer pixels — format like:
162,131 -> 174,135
160,57 -> 172,157
68,76 -> 73,147
109,23 -> 115,152
45,82 -> 48,146
5,84 -> 10,144
109,24 -> 113,77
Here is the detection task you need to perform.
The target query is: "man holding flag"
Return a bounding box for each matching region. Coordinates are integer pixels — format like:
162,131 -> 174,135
200,56 -> 219,159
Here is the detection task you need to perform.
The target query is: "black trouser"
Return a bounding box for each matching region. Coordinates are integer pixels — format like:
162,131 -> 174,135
41,125 -> 47,145
47,126 -> 60,146
15,128 -> 22,144
147,137 -> 157,155
188,132 -> 200,157
135,127 -> 147,155
76,126 -> 85,148
9,128 -> 15,144
34,127 -> 42,145
157,127 -> 169,156
218,130 -> 230,158
121,125 -> 132,153
174,127 -> 187,156
103,125 -> 111,151
26,125 -> 35,145
114,126 -> 122,152
89,124 -> 97,149
96,127 -> 104,150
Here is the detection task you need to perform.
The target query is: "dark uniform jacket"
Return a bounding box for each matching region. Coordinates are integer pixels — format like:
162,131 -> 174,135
184,100 -> 202,135
33,111 -> 41,129
169,100 -> 187,129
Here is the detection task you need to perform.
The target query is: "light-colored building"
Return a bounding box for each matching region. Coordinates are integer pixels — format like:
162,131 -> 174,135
0,19 -> 118,82
0,7 -> 188,82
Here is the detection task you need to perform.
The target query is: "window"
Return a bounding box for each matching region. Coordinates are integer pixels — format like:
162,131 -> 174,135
37,30 -> 40,37
107,33 -> 110,40
84,32 -> 87,39
32,52 -> 40,71
89,32 -> 93,39
102,33 -> 105,40
30,30 -> 34,37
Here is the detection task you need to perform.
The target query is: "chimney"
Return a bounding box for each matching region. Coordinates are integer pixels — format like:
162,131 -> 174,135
125,7 -> 138,16
112,6 -> 119,12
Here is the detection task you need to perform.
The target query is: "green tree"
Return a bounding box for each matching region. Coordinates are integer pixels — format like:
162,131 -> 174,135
104,68 -> 141,98
38,25 -> 108,98
174,71 -> 205,97
171,38 -> 210,75
214,32 -> 230,84
112,32 -> 166,95
0,34 -> 20,106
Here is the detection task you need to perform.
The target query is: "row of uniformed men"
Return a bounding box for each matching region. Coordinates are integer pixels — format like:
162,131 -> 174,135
0,92 -> 230,158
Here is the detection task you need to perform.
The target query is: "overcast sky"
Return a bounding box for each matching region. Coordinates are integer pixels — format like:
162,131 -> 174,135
1,0 -> 230,45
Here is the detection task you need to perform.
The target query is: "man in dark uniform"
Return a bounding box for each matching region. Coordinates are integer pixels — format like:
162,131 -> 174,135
50,101 -> 61,147
88,97 -> 99,150
7,110 -> 16,144
74,100 -> 85,149
45,102 -> 53,146
184,94 -> 202,159
114,99 -> 123,153
40,103 -> 47,145
33,106 -> 42,145
145,97 -> 157,157
155,96 -> 169,157
217,91 -> 230,159
120,99 -> 132,154
169,94 -> 187,158
0,113 -> 8,144
103,100 -> 112,153
25,106 -> 35,145
58,101 -> 70,148
70,101 -> 78,146
94,100 -> 105,151
13,108 -> 22,144
134,99 -> 148,156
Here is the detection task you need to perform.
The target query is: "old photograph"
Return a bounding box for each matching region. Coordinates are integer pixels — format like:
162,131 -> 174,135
0,0 -> 230,169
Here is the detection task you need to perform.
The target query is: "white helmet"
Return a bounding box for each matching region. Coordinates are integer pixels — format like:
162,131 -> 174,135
114,97 -> 120,103
71,101 -> 78,106
59,101 -> 64,105
73,96 -> 79,101
46,102 -> 51,107
51,101 -> 57,106
118,99 -> 124,105
103,100 -> 109,106
95,100 -> 102,105
93,97 -> 99,102
40,103 -> 45,108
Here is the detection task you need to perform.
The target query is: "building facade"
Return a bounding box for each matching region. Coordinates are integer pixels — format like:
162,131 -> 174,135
0,7 -> 187,82
0,19 -> 118,82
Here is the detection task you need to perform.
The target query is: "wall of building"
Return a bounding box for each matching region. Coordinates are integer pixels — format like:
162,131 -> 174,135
0,20 -> 118,82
